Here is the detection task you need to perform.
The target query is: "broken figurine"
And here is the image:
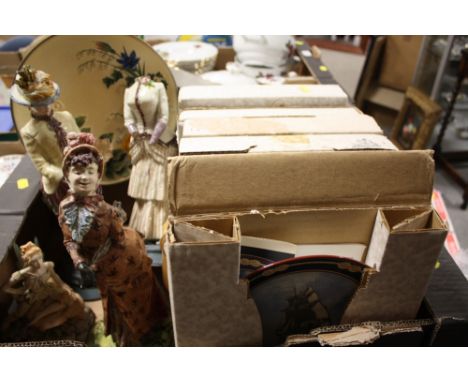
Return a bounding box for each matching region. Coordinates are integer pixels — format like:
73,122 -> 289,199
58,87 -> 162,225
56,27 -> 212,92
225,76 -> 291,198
1,242 -> 95,343
124,76 -> 177,240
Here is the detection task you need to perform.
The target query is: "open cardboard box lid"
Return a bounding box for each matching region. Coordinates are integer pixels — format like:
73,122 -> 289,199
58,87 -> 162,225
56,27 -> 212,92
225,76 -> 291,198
168,150 -> 434,217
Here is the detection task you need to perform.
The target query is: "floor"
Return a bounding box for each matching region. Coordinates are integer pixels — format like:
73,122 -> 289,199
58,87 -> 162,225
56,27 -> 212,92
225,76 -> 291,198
320,47 -> 468,277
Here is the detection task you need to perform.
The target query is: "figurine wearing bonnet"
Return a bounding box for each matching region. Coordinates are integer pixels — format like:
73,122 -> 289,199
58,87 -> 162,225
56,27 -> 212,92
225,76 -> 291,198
10,65 -> 80,213
58,133 -> 168,346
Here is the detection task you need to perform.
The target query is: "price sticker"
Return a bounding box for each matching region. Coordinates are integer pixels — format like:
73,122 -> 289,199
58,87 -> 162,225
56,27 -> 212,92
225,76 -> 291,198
17,178 -> 29,190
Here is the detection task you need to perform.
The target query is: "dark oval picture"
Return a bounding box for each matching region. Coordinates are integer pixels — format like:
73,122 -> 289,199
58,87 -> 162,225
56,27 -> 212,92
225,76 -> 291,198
247,256 -> 367,346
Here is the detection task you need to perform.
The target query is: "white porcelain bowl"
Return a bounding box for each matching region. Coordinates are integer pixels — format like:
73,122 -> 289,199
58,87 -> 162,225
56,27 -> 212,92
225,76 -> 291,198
153,41 -> 218,74
233,35 -> 295,68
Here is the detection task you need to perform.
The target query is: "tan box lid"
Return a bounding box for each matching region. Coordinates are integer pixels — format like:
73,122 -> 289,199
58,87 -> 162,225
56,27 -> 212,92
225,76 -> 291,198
168,150 -> 434,217
178,84 -> 349,110
181,115 -> 383,137
179,134 -> 396,155
178,107 -> 363,121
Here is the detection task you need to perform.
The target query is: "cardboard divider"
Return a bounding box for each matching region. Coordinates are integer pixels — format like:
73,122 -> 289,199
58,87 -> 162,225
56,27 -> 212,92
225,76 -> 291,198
238,208 -> 376,246
167,205 -> 447,346
166,216 -> 262,346
342,208 -> 447,324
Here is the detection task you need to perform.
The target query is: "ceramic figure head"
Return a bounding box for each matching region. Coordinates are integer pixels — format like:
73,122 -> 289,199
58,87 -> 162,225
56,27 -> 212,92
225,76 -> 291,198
20,241 -> 44,268
10,65 -> 61,107
62,133 -> 104,197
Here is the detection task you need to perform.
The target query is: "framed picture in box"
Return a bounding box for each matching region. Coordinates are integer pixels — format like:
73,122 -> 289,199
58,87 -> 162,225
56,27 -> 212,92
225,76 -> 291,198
391,86 -> 442,150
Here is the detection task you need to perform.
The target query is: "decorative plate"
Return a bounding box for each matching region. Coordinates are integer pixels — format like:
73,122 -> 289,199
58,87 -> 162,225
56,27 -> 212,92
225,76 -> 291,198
247,256 -> 367,346
153,41 -> 218,74
11,35 -> 178,185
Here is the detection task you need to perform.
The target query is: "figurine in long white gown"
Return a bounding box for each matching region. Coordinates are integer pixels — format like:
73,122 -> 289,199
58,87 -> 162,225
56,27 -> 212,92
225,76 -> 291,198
123,76 -> 177,240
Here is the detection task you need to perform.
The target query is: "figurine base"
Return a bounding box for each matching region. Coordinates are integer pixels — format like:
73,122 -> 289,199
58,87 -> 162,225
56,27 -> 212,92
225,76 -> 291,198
73,286 -> 101,301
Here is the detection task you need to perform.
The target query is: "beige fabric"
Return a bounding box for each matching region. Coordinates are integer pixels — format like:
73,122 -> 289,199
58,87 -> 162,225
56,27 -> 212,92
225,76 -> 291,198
128,141 -> 168,200
127,142 -> 177,239
19,111 -> 80,194
123,80 -> 174,142
129,199 -> 169,239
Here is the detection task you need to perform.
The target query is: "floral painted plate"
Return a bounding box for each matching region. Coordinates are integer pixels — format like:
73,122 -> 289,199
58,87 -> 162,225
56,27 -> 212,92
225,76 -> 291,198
11,35 -> 178,185
247,256 -> 367,346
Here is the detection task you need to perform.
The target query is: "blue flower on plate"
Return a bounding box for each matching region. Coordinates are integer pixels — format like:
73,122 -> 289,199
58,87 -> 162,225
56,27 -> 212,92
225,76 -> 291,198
117,49 -> 139,70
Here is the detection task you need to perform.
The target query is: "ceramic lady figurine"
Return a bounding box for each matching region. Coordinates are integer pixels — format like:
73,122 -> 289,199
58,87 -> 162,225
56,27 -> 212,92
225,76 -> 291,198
124,76 -> 177,240
1,242 -> 95,342
58,133 -> 168,346
10,66 -> 80,213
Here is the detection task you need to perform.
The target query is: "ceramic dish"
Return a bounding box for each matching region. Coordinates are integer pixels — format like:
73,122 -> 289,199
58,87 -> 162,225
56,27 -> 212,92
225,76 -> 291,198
233,35 -> 295,68
232,58 -> 292,79
200,70 -> 257,85
11,35 -> 178,185
247,256 -> 367,346
153,41 -> 218,74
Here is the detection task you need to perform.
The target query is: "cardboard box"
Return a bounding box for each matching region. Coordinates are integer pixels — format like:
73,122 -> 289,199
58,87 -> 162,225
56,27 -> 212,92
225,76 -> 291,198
176,113 -> 396,154
179,134 -> 397,155
181,115 -> 383,137
178,107 -> 364,122
164,150 -> 447,346
378,36 -> 423,92
178,84 -> 349,110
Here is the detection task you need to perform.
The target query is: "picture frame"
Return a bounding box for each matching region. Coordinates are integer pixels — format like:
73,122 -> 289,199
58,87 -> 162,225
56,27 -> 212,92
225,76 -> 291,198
391,86 -> 442,150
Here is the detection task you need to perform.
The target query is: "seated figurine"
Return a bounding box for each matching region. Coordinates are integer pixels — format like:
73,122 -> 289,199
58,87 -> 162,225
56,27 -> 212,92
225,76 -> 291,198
1,242 -> 95,343
10,65 -> 80,213
58,133 -> 168,346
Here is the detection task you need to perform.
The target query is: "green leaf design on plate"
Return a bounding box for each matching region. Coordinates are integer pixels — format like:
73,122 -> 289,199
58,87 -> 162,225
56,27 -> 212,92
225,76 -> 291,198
99,132 -> 114,141
95,41 -> 116,54
111,70 -> 123,81
75,115 -> 86,128
103,76 -> 116,88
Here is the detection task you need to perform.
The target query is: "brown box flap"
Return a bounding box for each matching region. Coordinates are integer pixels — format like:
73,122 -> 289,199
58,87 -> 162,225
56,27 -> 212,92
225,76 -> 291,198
168,150 -> 434,216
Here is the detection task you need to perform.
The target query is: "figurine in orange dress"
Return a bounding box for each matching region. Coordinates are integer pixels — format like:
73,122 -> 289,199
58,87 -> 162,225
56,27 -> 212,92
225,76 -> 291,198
58,133 -> 168,346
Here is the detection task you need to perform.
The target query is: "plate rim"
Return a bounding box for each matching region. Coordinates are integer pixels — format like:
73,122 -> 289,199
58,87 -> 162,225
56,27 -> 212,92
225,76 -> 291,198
10,35 -> 179,186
